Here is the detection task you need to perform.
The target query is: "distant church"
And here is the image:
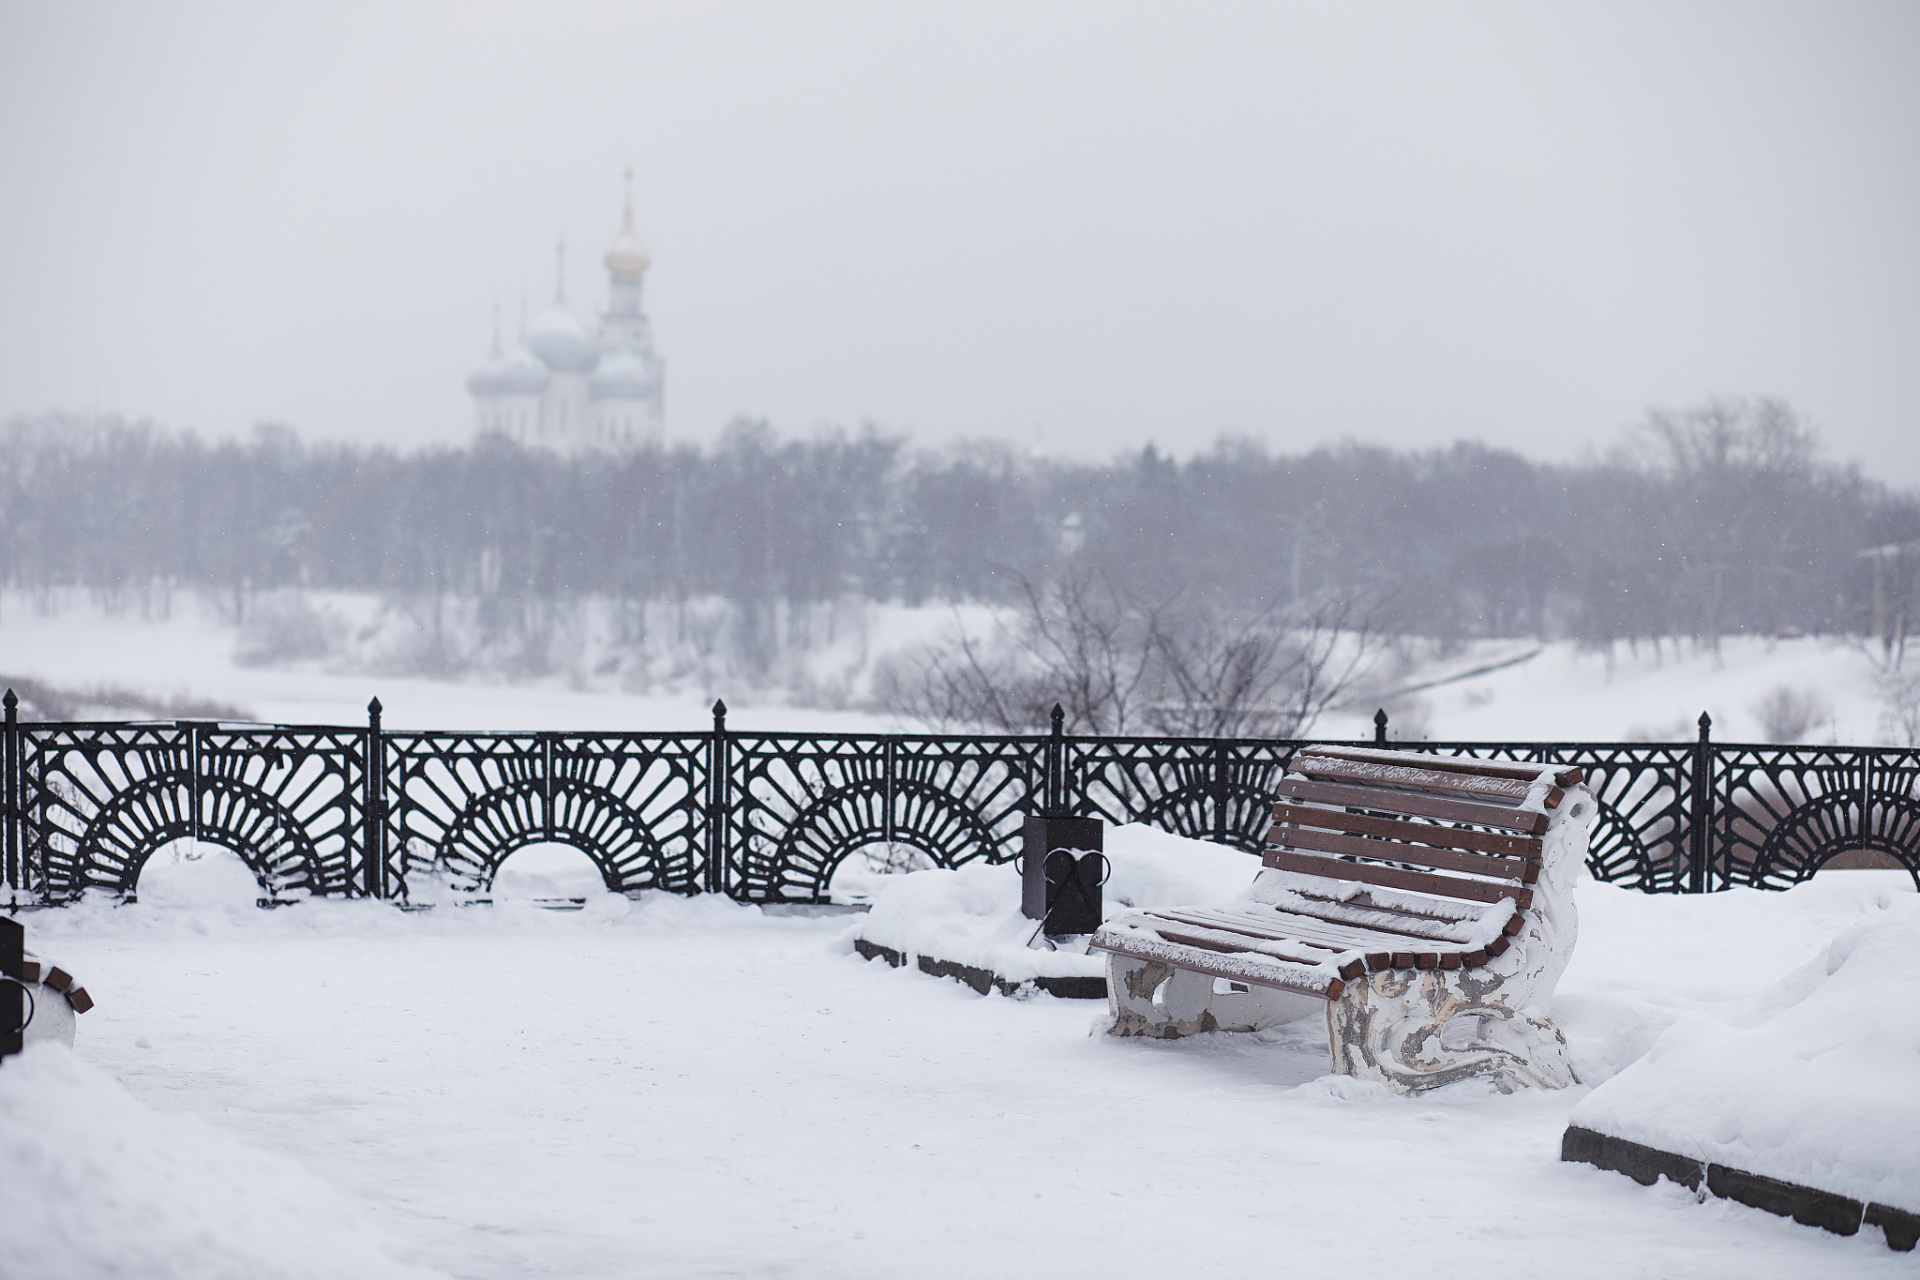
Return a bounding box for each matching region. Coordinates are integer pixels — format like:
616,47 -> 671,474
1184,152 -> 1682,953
466,179 -> 664,452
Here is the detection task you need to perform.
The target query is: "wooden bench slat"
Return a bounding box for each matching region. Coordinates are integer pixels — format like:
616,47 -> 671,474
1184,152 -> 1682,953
1092,931 -> 1346,1000
1271,801 -> 1543,860
1148,909 -> 1351,954
1157,905 -> 1484,956
1269,820 -> 1540,885
1154,907 -> 1396,957
1299,744 -> 1583,789
1262,847 -> 1535,909
1276,777 -> 1549,835
1129,911 -> 1489,976
1261,877 -> 1498,930
1143,921 -> 1361,975
1233,898 -> 1487,945
1291,753 -> 1565,810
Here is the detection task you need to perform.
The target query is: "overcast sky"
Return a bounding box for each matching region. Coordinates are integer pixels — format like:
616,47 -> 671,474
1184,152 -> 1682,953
2,1 -> 1916,478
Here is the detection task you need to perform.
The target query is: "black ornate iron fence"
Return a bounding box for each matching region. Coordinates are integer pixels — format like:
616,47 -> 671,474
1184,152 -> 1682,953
1,691 -> 1915,907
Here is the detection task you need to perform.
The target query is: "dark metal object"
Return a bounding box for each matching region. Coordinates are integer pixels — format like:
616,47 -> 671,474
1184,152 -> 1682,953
0,917 -> 22,1057
1020,815 -> 1104,934
0,694 -> 1914,906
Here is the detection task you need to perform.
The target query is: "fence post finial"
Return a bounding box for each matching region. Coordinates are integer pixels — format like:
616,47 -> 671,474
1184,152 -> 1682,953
2,689 -> 14,724
1050,703 -> 1065,736
363,696 -> 386,899
1374,708 -> 1389,746
1688,710 -> 1714,895
712,698 -> 727,729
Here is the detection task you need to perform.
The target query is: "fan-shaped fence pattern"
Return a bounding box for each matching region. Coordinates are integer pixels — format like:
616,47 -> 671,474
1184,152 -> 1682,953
16,723 -> 362,902
381,731 -> 706,897
1,696 -> 1913,906
725,732 -> 1040,902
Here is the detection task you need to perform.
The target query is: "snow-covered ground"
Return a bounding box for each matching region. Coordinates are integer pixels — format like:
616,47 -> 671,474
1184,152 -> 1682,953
0,588 -> 1904,743
4,589 -> 1915,1271
4,857 -> 1917,1277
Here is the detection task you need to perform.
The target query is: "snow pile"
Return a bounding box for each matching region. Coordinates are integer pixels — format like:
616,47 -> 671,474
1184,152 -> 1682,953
849,823 -> 1257,982
1568,886 -> 1920,1213
0,1043 -> 443,1280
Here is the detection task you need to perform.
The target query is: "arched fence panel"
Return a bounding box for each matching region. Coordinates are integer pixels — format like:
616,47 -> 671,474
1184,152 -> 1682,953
11,719 -> 364,903
378,729 -> 708,898
2,694 -> 1915,906
720,726 -> 1043,903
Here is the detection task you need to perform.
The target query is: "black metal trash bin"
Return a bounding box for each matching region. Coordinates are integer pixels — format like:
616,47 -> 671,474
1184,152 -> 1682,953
1020,815 -> 1105,936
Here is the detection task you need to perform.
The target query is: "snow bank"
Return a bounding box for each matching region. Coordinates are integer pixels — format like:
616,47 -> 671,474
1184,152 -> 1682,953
1567,887 -> 1920,1214
849,823 -> 1257,984
0,1043 -> 442,1280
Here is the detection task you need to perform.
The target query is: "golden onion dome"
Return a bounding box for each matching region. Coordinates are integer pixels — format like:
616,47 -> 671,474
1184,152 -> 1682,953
604,170 -> 651,281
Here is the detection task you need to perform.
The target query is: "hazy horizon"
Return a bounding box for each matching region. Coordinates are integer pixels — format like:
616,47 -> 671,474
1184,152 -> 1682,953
3,2 -> 1916,480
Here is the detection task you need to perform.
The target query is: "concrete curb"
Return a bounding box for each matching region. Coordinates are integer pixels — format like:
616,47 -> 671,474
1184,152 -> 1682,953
852,938 -> 1107,1000
1561,1125 -> 1917,1251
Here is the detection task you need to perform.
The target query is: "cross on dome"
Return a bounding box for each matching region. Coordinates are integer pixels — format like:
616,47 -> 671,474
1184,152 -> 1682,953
604,168 -> 651,281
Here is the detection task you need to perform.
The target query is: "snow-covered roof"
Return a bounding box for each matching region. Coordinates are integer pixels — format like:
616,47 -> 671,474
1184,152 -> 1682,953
525,302 -> 597,373
588,346 -> 654,401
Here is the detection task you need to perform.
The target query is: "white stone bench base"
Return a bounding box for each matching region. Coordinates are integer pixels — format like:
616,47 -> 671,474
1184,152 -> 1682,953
1106,925 -> 1574,1096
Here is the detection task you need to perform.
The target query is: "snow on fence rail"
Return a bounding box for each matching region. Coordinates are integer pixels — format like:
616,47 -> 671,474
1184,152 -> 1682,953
1,692 -> 1915,907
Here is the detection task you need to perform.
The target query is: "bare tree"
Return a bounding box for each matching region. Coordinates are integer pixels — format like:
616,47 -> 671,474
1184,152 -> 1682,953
1144,597 -> 1375,739
1634,397 -> 1824,653
874,567 -> 1379,737
871,569 -> 1157,733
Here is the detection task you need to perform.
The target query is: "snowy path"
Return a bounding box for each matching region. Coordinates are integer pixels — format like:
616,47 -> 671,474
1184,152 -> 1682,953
30,882 -> 1916,1279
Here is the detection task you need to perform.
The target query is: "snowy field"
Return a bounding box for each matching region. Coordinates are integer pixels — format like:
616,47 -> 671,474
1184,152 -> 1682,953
3,861 -> 1917,1277
0,587 -> 1903,743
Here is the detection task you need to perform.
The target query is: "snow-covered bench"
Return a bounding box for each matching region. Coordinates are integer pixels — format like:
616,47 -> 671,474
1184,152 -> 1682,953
1,917 -> 93,1058
1090,745 -> 1595,1093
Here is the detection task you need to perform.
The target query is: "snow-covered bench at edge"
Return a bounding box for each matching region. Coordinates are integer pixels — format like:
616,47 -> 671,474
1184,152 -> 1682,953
1090,745 -> 1595,1094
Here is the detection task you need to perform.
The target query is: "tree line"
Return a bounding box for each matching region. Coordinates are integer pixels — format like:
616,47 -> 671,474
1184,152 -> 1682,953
2,399 -> 1915,652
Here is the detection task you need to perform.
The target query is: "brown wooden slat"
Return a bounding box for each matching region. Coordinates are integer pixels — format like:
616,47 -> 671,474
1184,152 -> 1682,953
1160,904 -> 1478,953
45,966 -> 73,993
1299,745 -> 1583,789
66,987 -> 94,1014
1292,753 -> 1565,809
1147,923 -> 1349,972
1296,752 -> 1532,800
1270,820 -> 1540,884
1152,910 -> 1476,981
1262,846 -> 1535,909
1092,934 -> 1344,1001
1275,777 -> 1548,835
1261,883 -> 1493,932
1137,915 -> 1348,961
1157,907 -> 1483,962
1272,801 -> 1543,860
1150,909 -> 1352,954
